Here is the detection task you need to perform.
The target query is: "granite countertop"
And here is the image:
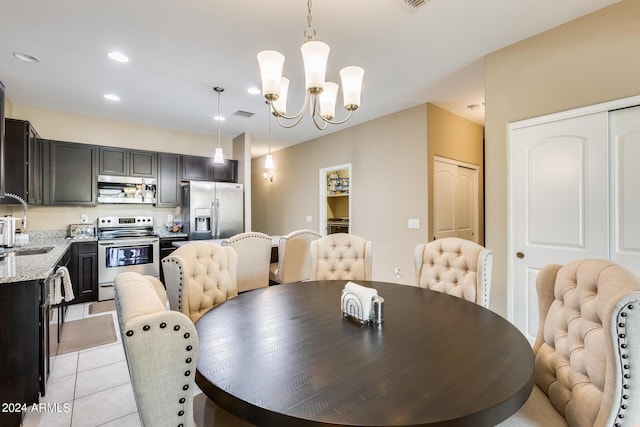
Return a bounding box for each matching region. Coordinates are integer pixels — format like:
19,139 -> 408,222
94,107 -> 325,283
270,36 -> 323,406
0,236 -> 72,283
155,229 -> 188,239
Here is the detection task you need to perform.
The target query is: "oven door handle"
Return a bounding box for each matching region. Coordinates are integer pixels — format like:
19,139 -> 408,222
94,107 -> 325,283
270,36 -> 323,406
99,238 -> 159,246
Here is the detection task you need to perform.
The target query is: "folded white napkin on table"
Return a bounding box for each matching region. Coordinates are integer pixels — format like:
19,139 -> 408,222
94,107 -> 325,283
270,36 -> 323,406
341,281 -> 378,322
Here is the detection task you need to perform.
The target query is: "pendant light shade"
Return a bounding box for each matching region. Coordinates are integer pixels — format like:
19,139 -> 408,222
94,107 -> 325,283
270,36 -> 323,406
213,147 -> 224,164
213,86 -> 225,164
264,154 -> 274,169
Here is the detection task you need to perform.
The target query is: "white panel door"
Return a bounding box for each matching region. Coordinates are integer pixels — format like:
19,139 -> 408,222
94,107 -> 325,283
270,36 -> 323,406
433,158 -> 478,242
510,112 -> 609,342
610,106 -> 640,275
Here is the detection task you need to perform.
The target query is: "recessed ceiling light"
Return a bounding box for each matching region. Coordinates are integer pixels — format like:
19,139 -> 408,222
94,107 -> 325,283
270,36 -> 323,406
107,51 -> 129,63
104,94 -> 121,102
214,115 -> 226,122
12,52 -> 39,63
247,87 -> 261,95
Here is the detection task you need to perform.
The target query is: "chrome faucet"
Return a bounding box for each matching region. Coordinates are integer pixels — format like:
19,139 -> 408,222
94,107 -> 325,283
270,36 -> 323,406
0,192 -> 28,230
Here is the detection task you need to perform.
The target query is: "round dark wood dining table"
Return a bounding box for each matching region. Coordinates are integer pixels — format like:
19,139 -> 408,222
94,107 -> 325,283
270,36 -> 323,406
195,280 -> 534,427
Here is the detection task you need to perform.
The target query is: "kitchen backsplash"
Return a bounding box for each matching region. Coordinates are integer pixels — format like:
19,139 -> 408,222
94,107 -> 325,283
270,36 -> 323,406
0,204 -> 180,232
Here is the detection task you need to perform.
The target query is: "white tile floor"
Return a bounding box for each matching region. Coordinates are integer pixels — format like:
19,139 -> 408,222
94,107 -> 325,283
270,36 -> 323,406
21,301 -> 216,427
22,302 -> 141,427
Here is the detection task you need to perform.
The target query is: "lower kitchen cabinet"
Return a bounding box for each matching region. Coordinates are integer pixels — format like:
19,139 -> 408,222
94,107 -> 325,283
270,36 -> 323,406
159,236 -> 187,282
70,241 -> 98,303
0,280 -> 39,426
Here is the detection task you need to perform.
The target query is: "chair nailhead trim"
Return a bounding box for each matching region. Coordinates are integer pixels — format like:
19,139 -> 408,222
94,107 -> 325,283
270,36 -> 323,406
178,410 -> 184,416
126,330 -> 133,336
186,357 -> 192,363
179,397 -> 185,404
174,325 -> 181,331
183,384 -> 189,390
186,345 -> 192,351
160,322 -> 167,328
143,325 -> 150,331
184,332 -> 190,339
615,301 -> 637,423
184,370 -> 191,376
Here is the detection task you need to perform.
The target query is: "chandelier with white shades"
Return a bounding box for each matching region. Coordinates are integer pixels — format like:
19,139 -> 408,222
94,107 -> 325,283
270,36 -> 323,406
257,0 -> 364,130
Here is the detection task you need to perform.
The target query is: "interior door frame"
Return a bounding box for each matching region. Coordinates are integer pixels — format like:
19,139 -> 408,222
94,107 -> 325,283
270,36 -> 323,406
506,93 -> 640,325
319,163 -> 352,236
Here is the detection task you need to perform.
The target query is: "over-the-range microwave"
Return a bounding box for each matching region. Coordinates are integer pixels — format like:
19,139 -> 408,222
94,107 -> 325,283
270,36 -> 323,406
97,175 -> 157,204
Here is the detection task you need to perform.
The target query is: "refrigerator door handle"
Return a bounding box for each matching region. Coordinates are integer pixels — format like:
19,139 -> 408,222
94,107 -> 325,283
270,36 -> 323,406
212,198 -> 220,239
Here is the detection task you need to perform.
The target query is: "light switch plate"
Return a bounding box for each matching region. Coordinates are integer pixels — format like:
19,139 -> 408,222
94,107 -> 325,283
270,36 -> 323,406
408,219 -> 420,229
306,216 -> 312,223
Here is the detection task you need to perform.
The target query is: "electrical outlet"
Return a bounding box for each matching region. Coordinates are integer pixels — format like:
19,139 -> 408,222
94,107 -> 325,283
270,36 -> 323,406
408,219 -> 420,229
306,215 -> 312,223
394,267 -> 402,279
81,214 -> 89,224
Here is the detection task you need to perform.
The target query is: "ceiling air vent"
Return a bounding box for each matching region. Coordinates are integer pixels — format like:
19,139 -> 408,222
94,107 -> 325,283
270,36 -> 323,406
234,110 -> 255,118
395,0 -> 432,12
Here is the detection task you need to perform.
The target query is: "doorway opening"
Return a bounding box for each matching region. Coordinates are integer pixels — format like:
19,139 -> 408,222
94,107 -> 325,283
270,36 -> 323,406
319,164 -> 351,236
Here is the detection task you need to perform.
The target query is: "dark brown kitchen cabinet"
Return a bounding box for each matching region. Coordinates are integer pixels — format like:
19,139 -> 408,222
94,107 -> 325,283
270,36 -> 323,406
181,155 -> 210,180
70,241 -> 98,303
212,158 -> 238,182
182,155 -> 238,182
157,153 -> 181,207
0,280 -> 39,427
43,140 -> 97,205
159,236 -> 187,282
130,150 -> 157,178
2,119 -> 43,205
99,147 -> 156,178
99,146 -> 127,175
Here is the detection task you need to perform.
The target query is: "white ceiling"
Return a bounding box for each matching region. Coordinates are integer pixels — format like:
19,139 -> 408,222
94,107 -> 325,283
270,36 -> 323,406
0,0 -> 620,157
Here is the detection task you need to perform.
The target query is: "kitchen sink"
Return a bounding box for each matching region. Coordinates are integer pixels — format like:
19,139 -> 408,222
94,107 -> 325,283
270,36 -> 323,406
7,246 -> 55,256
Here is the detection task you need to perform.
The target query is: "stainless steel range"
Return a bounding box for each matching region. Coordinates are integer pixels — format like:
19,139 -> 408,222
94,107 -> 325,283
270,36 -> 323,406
97,215 -> 159,301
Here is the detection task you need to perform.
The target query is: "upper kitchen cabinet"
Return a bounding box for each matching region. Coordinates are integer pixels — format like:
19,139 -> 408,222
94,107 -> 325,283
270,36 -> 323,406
44,140 -> 97,205
182,155 -> 238,182
157,153 -> 181,207
212,158 -> 238,182
2,119 -> 43,205
130,150 -> 157,177
99,147 -> 156,178
182,155 -> 210,180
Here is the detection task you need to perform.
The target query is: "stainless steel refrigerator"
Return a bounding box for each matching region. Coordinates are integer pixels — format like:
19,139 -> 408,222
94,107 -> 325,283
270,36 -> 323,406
180,181 -> 244,240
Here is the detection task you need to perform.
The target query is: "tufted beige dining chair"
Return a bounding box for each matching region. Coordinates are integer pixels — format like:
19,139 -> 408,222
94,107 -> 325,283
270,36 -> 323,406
269,229 -> 322,284
498,259 -> 640,427
115,272 -> 254,427
310,233 -> 372,281
162,241 -> 238,323
414,237 -> 493,307
221,232 -> 272,292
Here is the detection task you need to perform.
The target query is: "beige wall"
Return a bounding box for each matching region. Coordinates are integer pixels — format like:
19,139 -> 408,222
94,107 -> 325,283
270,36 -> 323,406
484,0 -> 640,316
426,103 -> 484,243
2,103 -> 234,231
251,104 -> 428,284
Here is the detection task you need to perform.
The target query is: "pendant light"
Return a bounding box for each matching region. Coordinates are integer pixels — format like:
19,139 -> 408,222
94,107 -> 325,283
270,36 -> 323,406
213,86 -> 225,164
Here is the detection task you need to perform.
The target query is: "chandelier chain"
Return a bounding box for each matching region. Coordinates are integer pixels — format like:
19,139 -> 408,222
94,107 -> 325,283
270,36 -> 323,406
305,0 -> 316,40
